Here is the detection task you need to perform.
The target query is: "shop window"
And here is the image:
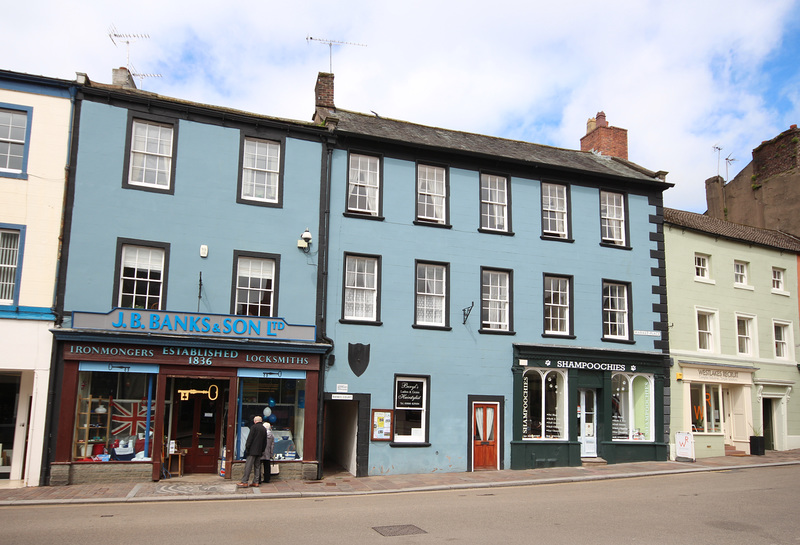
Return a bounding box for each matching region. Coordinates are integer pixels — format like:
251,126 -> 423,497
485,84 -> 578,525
393,376 -> 429,444
522,369 -> 566,439
239,377 -> 305,460
690,383 -> 722,433
73,370 -> 157,462
233,252 -> 278,317
611,373 -> 653,441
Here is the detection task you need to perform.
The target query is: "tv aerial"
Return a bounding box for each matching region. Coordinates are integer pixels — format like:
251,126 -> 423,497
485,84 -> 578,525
306,36 -> 366,72
108,24 -> 162,88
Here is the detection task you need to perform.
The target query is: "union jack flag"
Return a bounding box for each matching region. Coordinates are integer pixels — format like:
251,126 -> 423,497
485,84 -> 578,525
111,400 -> 155,436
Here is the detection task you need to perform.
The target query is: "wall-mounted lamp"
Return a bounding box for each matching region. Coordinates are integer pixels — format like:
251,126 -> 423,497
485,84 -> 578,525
297,228 -> 313,253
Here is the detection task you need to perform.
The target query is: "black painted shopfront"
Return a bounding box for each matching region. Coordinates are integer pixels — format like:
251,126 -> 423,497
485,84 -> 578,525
511,345 -> 668,469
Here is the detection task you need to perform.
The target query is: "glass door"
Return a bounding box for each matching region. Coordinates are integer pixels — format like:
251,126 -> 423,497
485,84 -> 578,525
578,389 -> 597,457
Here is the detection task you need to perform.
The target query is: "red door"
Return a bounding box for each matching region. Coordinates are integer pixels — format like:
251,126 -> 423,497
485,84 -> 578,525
473,403 -> 498,470
173,379 -> 222,474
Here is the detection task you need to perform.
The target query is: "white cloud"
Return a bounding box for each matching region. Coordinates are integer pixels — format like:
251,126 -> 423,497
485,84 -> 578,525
4,0 -> 799,213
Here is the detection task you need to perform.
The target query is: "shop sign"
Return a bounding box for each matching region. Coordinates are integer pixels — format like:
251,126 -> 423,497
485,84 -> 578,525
64,341 -> 319,370
680,365 -> 752,384
396,380 -> 424,408
72,309 -> 315,342
525,358 -> 635,372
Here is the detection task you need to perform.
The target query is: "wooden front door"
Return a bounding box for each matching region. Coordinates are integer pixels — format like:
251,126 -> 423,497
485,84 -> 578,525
473,403 -> 498,470
173,379 -> 222,474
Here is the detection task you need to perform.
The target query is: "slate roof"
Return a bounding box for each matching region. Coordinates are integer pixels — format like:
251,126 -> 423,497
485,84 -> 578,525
330,109 -> 671,185
664,207 -> 800,252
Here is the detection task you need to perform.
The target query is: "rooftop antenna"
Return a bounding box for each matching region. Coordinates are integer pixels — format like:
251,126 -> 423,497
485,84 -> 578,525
108,24 -> 162,88
725,153 -> 737,182
712,144 -> 722,178
306,36 -> 367,72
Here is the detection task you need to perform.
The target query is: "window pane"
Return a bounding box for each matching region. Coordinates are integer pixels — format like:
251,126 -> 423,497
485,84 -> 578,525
128,120 -> 173,188
119,246 -> 164,310
344,256 -> 377,320
416,263 -> 445,326
481,270 -> 509,330
0,230 -> 20,303
544,276 -> 569,334
417,165 -> 446,223
348,154 -> 379,215
0,109 -> 27,172
480,174 -> 507,231
542,183 -> 567,237
235,257 -> 275,317
603,283 -> 628,338
600,191 -> 625,245
242,138 -> 280,203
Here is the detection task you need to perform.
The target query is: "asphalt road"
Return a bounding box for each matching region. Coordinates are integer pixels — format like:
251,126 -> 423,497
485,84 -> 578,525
2,465 -> 798,544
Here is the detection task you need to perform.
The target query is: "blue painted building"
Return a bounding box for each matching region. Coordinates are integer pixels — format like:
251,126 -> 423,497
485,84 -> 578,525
313,74 -> 672,475
48,69 -> 331,484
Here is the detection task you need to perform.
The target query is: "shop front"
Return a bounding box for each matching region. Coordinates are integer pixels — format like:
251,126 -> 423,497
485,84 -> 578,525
48,309 -> 328,485
511,345 -> 668,469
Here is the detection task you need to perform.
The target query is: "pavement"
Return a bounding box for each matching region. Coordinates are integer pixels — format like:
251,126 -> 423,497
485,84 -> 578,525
1,449 -> 799,506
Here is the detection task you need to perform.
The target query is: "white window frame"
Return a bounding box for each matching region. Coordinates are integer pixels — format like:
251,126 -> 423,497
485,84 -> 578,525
694,253 -> 713,283
343,254 -> 379,321
696,308 -> 719,353
542,182 -> 568,238
127,119 -> 174,190
234,256 -> 276,317
544,275 -> 570,335
480,173 -> 508,232
118,245 -> 165,310
0,228 -> 22,305
602,281 -> 629,340
241,137 -> 280,203
0,106 -> 30,177
415,262 -> 447,327
347,153 -> 380,216
773,320 -> 793,360
522,369 -> 567,440
417,165 -> 447,224
735,314 -> 756,356
393,376 -> 428,444
481,268 -> 510,331
733,260 -> 750,287
772,267 -> 789,295
600,190 -> 626,246
611,373 -> 654,441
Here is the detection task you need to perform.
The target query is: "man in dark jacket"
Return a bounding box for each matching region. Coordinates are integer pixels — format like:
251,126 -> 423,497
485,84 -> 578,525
238,416 -> 267,487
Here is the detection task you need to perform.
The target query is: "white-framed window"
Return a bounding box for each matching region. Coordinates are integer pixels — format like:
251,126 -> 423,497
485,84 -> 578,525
0,228 -> 21,305
541,183 -> 568,238
0,106 -> 30,177
241,137 -> 280,203
522,369 -> 566,439
602,281 -> 629,340
118,245 -> 166,310
690,383 -> 722,433
417,165 -> 447,224
343,254 -> 379,321
127,119 -> 174,190
734,260 -> 749,286
234,255 -> 276,317
736,314 -> 755,356
694,253 -> 711,280
771,267 -> 789,295
544,275 -> 570,335
696,308 -> 718,352
415,262 -> 447,327
612,373 -> 653,441
347,153 -> 380,216
481,268 -> 511,331
480,173 -> 508,231
394,376 -> 428,444
773,321 -> 792,359
600,191 -> 626,246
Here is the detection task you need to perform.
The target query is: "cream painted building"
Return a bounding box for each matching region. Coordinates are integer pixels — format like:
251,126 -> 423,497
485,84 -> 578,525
0,70 -> 75,486
665,208 -> 800,459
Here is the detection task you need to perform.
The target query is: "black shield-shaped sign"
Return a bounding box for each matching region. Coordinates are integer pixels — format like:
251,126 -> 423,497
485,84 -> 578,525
348,343 -> 370,377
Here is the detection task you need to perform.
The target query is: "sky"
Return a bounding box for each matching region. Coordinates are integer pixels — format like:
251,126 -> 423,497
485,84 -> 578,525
5,0 -> 800,212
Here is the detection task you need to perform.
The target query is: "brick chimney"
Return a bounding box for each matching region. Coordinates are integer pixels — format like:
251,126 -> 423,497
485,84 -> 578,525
111,67 -> 137,89
313,72 -> 338,128
580,111 -> 628,160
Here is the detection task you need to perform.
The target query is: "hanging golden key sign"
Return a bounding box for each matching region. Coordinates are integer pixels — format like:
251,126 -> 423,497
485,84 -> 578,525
177,384 -> 219,401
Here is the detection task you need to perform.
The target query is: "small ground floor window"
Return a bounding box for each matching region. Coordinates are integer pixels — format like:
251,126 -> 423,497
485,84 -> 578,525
239,375 -> 305,460
690,382 -> 722,433
612,373 -> 653,441
522,369 -> 566,439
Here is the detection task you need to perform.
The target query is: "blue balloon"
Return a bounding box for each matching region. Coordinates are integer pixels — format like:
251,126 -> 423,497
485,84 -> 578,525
268,398 -> 276,407
267,414 -> 277,423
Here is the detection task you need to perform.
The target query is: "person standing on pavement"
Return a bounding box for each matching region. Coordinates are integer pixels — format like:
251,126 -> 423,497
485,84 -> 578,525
238,415 -> 267,487
260,422 -> 275,483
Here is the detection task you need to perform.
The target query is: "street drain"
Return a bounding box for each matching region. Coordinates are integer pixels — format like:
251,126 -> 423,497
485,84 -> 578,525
372,525 -> 427,537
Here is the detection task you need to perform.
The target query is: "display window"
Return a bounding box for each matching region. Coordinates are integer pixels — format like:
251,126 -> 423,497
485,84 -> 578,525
393,375 -> 429,443
238,376 -> 305,460
611,373 -> 653,441
73,370 -> 157,461
522,369 -> 566,439
690,383 -> 722,433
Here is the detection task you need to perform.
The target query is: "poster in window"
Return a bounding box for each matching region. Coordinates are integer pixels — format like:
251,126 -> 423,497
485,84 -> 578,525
371,409 -> 393,441
396,380 -> 423,408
